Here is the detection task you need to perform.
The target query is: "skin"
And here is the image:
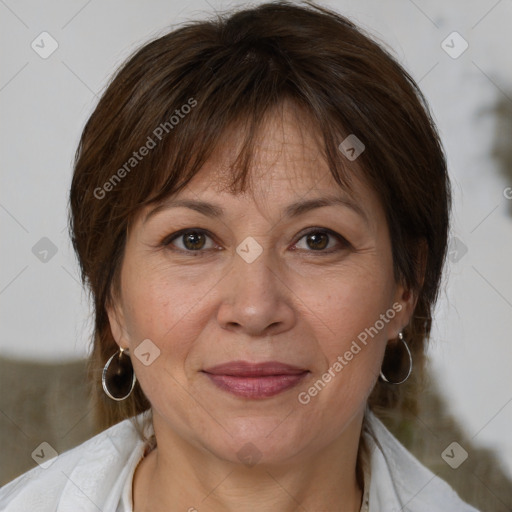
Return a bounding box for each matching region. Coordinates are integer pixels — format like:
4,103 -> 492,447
107,102 -> 417,512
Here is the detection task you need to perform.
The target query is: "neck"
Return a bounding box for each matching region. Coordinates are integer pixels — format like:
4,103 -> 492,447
133,412 -> 365,512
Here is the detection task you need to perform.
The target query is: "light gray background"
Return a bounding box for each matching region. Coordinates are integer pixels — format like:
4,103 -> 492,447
1,0 -> 511,481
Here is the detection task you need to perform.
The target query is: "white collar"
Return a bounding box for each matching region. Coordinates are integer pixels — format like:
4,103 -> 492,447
0,408 -> 479,511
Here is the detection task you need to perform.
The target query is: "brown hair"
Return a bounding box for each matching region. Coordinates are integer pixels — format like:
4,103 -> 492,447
69,1 -> 450,437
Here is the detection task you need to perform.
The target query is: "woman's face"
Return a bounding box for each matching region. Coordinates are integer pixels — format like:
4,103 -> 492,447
108,104 -> 414,466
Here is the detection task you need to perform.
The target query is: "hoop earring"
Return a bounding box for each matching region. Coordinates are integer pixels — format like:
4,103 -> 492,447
102,347 -> 137,401
379,332 -> 412,385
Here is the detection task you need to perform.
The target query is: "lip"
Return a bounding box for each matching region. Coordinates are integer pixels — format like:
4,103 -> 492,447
203,360 -> 307,376
202,360 -> 309,399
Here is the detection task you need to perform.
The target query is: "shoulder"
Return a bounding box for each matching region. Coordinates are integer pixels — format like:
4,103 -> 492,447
0,414 -> 146,512
364,409 -> 480,512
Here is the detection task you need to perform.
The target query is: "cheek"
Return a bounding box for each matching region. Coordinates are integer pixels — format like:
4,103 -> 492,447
296,262 -> 394,406
300,259 -> 395,344
118,265 -> 215,389
120,257 -> 209,341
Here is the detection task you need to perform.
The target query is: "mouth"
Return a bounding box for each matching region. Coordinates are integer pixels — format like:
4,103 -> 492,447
201,360 -> 310,399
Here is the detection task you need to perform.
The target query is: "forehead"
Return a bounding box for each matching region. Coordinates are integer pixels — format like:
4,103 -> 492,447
183,102 -> 363,200
137,101 -> 383,233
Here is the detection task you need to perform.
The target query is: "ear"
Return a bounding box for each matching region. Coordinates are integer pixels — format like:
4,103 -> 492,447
389,284 -> 418,339
106,297 -> 129,349
389,239 -> 427,338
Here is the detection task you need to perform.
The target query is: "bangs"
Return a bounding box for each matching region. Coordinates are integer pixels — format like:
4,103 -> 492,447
118,50 -> 358,230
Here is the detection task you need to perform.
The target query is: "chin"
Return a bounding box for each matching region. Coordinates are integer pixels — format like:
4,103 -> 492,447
202,418 -> 307,467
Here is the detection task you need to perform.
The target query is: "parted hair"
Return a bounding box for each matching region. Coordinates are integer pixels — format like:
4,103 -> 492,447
69,1 -> 451,439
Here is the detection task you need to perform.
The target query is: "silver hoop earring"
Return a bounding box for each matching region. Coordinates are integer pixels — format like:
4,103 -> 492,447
102,347 -> 137,401
379,332 -> 412,385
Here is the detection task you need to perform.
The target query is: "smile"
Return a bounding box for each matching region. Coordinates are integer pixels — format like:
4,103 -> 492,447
201,360 -> 310,399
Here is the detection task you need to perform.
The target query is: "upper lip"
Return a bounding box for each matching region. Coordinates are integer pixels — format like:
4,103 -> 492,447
202,360 -> 308,377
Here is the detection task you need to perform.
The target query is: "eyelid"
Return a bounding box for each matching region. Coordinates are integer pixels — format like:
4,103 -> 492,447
162,227 -> 351,254
293,227 -> 351,251
162,228 -> 220,251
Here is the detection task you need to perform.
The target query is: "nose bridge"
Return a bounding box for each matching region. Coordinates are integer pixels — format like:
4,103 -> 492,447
216,240 -> 294,336
231,241 -> 279,310
235,242 -> 276,296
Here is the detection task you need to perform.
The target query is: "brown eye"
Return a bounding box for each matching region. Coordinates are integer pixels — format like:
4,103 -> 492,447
182,231 -> 206,250
294,228 -> 349,253
305,232 -> 329,250
164,229 -> 216,252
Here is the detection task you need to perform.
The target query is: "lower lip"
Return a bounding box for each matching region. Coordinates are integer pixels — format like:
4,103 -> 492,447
203,372 -> 308,399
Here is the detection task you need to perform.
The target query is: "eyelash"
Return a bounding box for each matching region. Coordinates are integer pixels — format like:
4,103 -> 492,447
160,227 -> 350,255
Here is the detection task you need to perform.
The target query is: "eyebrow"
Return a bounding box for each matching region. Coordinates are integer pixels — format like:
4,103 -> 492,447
142,194 -> 368,226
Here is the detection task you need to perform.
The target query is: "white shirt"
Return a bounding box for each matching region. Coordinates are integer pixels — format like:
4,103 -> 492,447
0,409 -> 479,511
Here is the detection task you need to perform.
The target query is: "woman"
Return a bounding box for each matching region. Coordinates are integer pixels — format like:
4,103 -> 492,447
0,1 -> 479,510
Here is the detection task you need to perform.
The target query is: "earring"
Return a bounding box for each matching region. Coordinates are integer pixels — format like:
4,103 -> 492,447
102,346 -> 137,401
379,332 -> 412,385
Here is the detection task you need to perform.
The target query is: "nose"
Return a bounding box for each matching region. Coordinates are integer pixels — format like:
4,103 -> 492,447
216,248 -> 296,338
